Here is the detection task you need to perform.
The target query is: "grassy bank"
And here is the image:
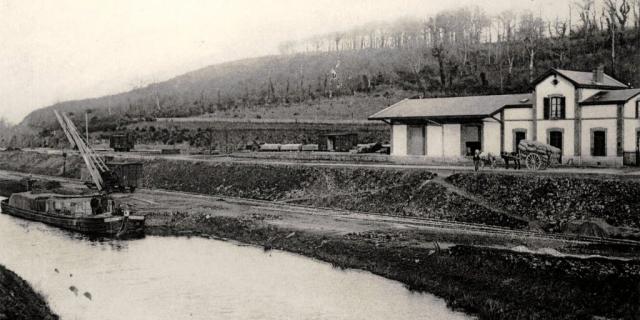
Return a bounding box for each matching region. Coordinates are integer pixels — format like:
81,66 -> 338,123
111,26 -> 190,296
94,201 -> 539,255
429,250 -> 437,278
0,151 -> 83,179
0,264 -> 58,320
146,211 -> 640,320
447,173 -> 640,233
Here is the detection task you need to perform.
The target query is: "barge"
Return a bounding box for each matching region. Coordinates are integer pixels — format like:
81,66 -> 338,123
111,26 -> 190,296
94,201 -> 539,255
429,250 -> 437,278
1,192 -> 145,238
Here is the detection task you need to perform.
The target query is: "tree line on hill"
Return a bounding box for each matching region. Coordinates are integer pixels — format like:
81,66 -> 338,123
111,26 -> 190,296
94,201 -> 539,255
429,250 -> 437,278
3,1 -> 640,147
281,1 -> 640,92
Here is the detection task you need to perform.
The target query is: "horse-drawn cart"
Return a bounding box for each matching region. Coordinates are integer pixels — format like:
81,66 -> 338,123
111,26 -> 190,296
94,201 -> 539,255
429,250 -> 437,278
517,140 -> 561,170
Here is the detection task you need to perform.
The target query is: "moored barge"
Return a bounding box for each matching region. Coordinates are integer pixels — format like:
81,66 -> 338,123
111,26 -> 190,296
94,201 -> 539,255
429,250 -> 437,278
1,192 -> 145,237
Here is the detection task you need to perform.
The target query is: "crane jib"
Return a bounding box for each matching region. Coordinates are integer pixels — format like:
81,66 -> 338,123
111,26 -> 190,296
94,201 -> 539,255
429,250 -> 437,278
54,110 -> 109,191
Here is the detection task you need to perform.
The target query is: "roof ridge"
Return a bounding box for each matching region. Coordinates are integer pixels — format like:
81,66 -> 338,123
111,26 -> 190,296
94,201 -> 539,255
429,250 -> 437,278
409,93 -> 531,100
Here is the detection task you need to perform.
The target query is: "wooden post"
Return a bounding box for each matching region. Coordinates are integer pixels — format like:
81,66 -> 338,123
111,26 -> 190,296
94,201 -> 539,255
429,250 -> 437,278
85,112 -> 89,144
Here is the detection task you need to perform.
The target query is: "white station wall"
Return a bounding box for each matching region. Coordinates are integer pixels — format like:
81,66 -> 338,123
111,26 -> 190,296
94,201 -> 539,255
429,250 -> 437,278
426,125 -> 442,157
624,98 -> 640,152
483,119 -> 501,155
443,124 -> 461,157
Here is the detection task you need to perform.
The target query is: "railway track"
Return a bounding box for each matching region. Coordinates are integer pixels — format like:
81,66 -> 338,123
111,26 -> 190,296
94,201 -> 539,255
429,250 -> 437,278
145,188 -> 640,247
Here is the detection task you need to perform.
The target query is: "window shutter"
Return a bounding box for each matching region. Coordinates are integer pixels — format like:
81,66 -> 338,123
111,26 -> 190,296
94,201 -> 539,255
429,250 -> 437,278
560,97 -> 566,119
543,97 -> 550,119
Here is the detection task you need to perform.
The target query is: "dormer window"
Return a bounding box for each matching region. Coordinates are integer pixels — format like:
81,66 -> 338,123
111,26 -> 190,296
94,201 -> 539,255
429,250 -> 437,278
543,96 -> 566,120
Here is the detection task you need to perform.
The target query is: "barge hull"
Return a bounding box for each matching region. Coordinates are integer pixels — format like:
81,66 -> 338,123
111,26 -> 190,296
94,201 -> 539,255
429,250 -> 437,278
0,200 -> 144,237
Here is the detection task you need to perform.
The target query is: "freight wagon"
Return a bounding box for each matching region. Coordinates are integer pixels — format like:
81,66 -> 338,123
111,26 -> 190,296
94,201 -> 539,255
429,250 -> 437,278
109,134 -> 135,152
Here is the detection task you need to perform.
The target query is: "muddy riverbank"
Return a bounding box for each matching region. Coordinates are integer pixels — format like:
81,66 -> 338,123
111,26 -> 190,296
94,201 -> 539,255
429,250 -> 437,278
146,210 -> 640,320
0,264 -> 58,320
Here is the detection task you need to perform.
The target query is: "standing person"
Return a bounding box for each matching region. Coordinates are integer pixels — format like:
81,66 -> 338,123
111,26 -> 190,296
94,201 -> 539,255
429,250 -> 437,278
513,152 -> 521,170
501,152 -> 511,169
473,149 -> 481,172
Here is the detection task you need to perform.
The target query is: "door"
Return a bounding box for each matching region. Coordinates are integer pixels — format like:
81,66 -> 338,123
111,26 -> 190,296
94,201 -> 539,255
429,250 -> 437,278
327,137 -> 335,151
593,131 -> 606,156
514,131 -> 526,151
407,125 -> 425,156
549,131 -> 563,162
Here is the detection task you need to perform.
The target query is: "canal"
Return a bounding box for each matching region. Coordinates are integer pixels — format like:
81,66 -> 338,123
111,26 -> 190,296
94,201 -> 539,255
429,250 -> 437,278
0,196 -> 469,320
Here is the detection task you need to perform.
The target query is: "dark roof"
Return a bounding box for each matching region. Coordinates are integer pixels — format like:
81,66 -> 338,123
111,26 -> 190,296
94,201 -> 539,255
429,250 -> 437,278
368,93 -> 532,120
580,89 -> 640,105
533,69 -> 629,89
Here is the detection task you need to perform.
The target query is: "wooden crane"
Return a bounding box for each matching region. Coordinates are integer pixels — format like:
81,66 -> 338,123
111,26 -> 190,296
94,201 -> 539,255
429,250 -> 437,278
54,110 -> 111,191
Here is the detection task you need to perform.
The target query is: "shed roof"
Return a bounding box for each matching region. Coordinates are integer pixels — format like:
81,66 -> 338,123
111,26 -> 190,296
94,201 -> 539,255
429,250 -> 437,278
580,89 -> 640,105
533,69 -> 629,89
368,93 -> 532,120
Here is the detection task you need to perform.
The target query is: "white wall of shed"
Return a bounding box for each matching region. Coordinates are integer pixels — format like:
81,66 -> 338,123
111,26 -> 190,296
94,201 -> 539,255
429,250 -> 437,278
391,124 -> 407,156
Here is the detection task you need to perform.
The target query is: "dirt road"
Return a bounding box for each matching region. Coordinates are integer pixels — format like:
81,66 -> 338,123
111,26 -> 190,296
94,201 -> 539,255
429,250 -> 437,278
2,169 -> 639,258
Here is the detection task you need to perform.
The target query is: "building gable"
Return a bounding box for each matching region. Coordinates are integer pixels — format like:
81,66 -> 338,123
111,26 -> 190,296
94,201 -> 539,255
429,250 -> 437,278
535,73 -> 576,120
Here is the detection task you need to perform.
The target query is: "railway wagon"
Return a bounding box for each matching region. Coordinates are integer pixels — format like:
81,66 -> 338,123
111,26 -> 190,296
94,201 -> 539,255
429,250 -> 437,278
81,162 -> 143,192
109,134 -> 135,152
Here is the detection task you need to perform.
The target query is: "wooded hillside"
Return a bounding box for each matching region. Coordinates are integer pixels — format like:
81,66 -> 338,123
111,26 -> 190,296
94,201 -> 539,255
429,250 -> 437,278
3,1 -> 640,147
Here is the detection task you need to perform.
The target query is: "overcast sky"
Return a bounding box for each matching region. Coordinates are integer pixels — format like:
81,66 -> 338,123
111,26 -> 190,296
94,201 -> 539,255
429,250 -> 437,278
0,0 -> 573,123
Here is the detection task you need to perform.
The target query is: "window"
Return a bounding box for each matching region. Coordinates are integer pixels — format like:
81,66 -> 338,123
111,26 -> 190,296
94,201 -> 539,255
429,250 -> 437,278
550,97 -> 564,118
543,96 -> 566,119
636,100 -> 639,119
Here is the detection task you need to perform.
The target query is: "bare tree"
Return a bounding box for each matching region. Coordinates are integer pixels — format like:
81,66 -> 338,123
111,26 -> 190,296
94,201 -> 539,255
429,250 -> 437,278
634,0 -> 640,44
498,11 -> 517,84
605,0 -> 632,30
575,0 -> 596,39
407,49 -> 429,96
549,17 -> 570,66
519,12 -> 546,83
602,4 -> 619,76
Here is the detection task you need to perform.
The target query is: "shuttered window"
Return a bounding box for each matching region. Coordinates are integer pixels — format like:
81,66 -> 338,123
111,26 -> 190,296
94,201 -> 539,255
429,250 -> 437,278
543,96 -> 565,119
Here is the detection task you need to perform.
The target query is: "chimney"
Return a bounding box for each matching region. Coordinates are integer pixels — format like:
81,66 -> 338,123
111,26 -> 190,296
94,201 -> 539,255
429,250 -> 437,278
593,65 -> 605,83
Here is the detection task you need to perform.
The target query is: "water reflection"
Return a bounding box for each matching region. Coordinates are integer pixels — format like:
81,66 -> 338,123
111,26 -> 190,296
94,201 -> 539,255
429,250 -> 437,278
0,196 -> 469,320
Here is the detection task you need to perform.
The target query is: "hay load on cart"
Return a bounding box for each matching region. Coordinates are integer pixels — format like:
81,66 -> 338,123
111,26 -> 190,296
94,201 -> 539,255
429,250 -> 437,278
517,140 -> 561,170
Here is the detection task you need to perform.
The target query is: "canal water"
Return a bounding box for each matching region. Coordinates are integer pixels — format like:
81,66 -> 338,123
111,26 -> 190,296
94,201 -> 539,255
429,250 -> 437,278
0,196 -> 469,320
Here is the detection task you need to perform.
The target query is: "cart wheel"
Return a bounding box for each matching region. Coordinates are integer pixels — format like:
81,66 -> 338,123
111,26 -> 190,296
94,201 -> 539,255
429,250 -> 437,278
526,153 -> 541,170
